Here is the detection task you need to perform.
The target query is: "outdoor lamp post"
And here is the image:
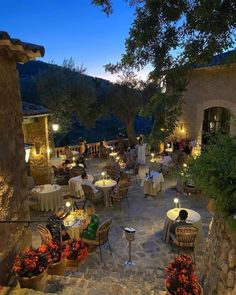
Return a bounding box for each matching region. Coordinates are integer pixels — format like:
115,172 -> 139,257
124,227 -> 136,267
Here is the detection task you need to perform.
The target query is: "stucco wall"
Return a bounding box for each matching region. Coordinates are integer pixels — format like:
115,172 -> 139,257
180,65 -> 236,152
23,116 -> 51,184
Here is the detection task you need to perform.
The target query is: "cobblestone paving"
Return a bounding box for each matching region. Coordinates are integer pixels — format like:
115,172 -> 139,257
28,158 -> 212,294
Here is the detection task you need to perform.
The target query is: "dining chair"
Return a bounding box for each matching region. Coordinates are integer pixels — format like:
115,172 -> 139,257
82,219 -> 112,263
111,186 -> 129,210
37,224 -> 53,245
81,184 -> 103,208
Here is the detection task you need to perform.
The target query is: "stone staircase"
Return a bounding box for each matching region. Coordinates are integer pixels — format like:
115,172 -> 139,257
1,265 -> 165,295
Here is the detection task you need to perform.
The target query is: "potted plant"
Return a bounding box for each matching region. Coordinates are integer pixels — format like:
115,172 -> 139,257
165,254 -> 203,295
63,240 -> 88,267
12,247 -> 49,291
40,241 -> 66,276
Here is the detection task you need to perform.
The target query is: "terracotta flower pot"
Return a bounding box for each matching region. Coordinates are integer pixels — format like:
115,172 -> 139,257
17,269 -> 47,292
66,259 -> 80,268
166,283 -> 203,294
47,260 -> 66,276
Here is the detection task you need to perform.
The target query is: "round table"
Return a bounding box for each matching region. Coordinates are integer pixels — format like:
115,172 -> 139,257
162,208 -> 202,243
95,179 -> 117,207
64,210 -> 89,240
33,184 -> 63,212
142,171 -> 164,196
68,174 -> 94,197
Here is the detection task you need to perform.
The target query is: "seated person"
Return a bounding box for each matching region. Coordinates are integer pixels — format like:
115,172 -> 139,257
47,206 -> 70,244
170,209 -> 192,236
59,160 -> 70,175
161,152 -> 172,166
70,160 -> 86,177
82,205 -> 100,240
63,145 -> 73,162
81,173 -> 103,197
111,171 -> 130,195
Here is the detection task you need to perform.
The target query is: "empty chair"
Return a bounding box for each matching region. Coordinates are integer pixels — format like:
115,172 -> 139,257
125,163 -> 140,184
111,186 -> 129,210
82,219 -> 112,263
37,224 -> 52,245
170,225 -> 198,262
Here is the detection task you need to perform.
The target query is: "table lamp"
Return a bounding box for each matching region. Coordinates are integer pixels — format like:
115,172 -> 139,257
66,201 -> 71,212
174,198 -> 179,209
101,171 -> 106,185
151,153 -> 155,160
116,156 -> 120,162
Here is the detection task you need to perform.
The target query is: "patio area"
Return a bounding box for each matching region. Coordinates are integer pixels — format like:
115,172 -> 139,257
28,157 -> 212,294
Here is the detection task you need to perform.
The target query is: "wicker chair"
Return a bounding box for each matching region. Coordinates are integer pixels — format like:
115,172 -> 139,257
170,225 -> 198,262
125,163 -> 140,184
111,186 -> 129,210
37,224 -> 52,245
82,219 -> 112,263
81,184 -> 103,207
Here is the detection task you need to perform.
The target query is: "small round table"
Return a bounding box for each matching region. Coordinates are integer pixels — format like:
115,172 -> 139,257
162,208 -> 202,243
95,179 -> 117,207
33,184 -> 63,212
64,210 -> 89,240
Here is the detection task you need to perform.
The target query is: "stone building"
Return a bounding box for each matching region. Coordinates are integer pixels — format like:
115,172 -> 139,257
22,101 -> 51,184
0,31 -> 44,284
174,50 -> 236,155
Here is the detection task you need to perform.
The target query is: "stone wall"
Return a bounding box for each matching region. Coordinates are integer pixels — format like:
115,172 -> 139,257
174,65 -> 236,152
0,53 -> 31,284
203,213 -> 236,295
23,116 -> 51,184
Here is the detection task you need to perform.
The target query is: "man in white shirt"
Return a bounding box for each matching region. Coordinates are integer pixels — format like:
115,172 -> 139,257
81,173 -> 102,197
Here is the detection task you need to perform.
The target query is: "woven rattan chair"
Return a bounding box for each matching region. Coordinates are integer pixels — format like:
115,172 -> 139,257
125,163 -> 139,184
111,186 -> 129,210
37,224 -> 53,245
82,219 -> 112,263
170,225 -> 198,262
81,184 -> 103,207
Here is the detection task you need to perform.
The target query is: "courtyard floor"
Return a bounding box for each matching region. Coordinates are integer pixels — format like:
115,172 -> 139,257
28,157 -> 212,294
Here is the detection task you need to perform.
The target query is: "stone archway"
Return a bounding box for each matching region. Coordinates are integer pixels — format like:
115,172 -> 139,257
194,99 -> 236,151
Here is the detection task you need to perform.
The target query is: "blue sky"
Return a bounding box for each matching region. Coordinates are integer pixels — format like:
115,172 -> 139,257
1,0 -> 150,81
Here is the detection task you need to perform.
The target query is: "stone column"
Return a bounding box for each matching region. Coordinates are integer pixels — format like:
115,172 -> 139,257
0,53 -> 31,284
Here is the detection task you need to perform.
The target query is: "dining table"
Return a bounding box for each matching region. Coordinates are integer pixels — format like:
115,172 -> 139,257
32,184 -> 63,212
64,210 -> 89,240
141,171 -> 164,196
68,174 -> 94,197
95,179 -> 117,207
162,207 -> 202,243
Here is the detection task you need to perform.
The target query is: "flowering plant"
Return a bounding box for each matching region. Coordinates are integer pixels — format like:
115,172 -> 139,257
37,241 -> 67,264
165,254 -> 201,295
63,240 -> 88,262
12,247 -> 49,278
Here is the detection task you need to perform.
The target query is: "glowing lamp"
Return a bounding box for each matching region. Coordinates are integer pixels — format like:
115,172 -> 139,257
52,123 -> 59,132
72,157 -> 75,162
151,153 -> 155,159
183,163 -> 187,168
24,144 -> 33,163
174,198 -> 179,209
116,156 -> 120,162
167,143 -> 170,148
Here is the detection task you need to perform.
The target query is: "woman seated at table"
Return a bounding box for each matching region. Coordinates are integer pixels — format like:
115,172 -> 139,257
111,172 -> 130,197
82,205 -> 100,240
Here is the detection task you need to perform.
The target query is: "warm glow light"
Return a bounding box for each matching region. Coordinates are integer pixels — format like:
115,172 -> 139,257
167,143 -> 170,148
101,171 -> 105,177
116,156 -> 120,161
52,123 -> 59,132
72,157 -> 75,162
25,149 -> 31,163
47,148 -> 51,155
66,201 -> 71,208
111,147 -> 114,151
151,153 -> 155,158
174,198 -> 179,204
183,163 -> 187,168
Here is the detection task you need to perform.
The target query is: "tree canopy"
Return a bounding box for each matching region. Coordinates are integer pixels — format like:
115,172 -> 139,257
92,0 -> 236,147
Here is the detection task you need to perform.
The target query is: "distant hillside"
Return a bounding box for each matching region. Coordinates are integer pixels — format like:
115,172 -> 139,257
17,61 -> 151,145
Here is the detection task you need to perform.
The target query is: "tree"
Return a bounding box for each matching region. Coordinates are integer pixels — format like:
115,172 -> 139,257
104,71 -> 145,145
92,0 -> 236,145
36,59 -> 97,133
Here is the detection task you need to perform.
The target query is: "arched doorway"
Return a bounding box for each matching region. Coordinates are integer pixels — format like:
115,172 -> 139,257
202,106 -> 230,144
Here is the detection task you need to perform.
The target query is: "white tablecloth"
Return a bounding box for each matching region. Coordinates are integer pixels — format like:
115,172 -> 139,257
95,179 -> 117,207
141,171 -> 164,196
68,174 -> 94,197
33,184 -> 63,212
162,208 -> 202,243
